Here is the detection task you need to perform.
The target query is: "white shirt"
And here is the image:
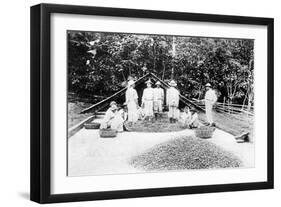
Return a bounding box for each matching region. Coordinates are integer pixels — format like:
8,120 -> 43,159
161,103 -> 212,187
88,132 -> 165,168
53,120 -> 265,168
100,108 -> 117,129
103,108 -> 116,122
126,87 -> 138,103
180,110 -> 191,121
190,113 -> 198,123
166,87 -> 180,106
204,89 -> 217,104
142,87 -> 154,102
153,87 -> 164,101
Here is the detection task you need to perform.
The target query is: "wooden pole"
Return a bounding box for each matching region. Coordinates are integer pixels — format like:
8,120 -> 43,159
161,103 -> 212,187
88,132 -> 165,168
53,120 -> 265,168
171,36 -> 176,80
162,59 -> 166,80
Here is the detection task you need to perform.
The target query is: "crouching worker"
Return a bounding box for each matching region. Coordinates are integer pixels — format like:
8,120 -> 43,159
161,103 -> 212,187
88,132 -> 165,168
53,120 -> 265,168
179,106 -> 192,128
111,105 -> 127,132
100,101 -> 125,132
187,108 -> 200,129
137,106 -> 145,120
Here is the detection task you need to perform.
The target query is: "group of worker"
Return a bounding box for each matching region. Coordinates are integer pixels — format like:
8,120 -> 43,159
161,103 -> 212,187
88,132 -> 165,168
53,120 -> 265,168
126,78 -> 183,124
100,78 -> 217,132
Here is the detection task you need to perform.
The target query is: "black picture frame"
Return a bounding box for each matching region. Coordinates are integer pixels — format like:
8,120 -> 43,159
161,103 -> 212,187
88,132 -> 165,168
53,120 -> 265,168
30,3 -> 274,204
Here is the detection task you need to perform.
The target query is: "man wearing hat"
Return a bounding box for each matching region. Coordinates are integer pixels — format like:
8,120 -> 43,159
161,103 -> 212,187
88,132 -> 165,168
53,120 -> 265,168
166,80 -> 180,123
187,108 -> 200,128
141,79 -> 154,121
204,83 -> 217,126
125,80 -> 139,123
153,81 -> 164,119
100,101 -> 118,129
179,106 -> 191,128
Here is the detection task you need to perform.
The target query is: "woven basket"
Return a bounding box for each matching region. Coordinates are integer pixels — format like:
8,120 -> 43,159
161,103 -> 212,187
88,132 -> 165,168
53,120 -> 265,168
99,128 -> 117,138
195,126 -> 215,139
84,122 -> 101,129
156,112 -> 168,119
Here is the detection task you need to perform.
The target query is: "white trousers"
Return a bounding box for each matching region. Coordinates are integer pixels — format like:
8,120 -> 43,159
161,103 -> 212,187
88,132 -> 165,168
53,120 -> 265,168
205,101 -> 214,124
168,106 -> 178,119
154,100 -> 163,112
111,116 -> 124,132
143,100 -> 154,117
127,101 -> 138,123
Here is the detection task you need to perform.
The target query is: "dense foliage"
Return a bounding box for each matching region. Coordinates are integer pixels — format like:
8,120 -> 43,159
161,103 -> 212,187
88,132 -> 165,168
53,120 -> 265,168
68,31 -> 254,105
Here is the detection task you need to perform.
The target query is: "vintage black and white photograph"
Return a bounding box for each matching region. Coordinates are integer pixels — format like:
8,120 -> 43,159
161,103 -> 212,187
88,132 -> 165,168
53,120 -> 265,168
67,31 -> 254,177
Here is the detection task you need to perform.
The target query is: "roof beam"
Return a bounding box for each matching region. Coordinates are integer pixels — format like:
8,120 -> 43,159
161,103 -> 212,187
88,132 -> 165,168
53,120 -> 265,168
80,72 -> 205,114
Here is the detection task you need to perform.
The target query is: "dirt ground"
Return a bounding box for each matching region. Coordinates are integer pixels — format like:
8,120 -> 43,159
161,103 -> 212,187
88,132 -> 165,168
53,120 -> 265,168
68,122 -> 254,177
68,102 -> 92,128
198,111 -> 254,141
67,98 -> 254,176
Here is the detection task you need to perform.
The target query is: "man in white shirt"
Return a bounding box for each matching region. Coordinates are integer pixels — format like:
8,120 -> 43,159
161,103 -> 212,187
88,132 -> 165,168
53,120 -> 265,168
153,81 -> 164,120
125,80 -> 139,123
187,108 -> 200,128
142,79 -> 154,121
179,106 -> 192,128
100,101 -> 118,129
204,83 -> 217,126
166,80 -> 180,123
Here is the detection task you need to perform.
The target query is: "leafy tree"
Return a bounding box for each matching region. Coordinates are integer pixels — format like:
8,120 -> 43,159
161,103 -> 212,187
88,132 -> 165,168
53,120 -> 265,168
67,31 -> 254,106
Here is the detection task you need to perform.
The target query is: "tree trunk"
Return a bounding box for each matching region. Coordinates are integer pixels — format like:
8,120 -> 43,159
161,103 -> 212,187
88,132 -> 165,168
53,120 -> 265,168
247,92 -> 253,112
197,85 -> 202,100
153,45 -> 156,71
121,71 -> 126,81
242,88 -> 249,110
162,59 -> 166,80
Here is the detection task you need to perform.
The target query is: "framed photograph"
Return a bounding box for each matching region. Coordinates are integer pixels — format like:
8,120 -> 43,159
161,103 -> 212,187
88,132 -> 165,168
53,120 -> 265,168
30,3 -> 274,203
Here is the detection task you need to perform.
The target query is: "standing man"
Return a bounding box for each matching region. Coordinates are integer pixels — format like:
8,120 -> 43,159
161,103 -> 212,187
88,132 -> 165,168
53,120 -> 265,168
166,80 -> 180,123
204,83 -> 217,126
125,80 -> 139,124
153,81 -> 164,120
142,79 -> 154,121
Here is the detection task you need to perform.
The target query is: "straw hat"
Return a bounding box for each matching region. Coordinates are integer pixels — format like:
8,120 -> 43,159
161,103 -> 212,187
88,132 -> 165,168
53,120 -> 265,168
146,79 -> 152,84
110,101 -> 117,107
155,81 -> 161,85
127,80 -> 135,87
110,102 -> 118,111
111,105 -> 118,111
169,80 -> 177,87
190,107 -> 197,112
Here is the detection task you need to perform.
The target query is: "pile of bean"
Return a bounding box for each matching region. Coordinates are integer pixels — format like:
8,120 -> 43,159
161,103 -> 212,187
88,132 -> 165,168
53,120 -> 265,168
130,136 -> 242,170
125,119 -> 184,133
